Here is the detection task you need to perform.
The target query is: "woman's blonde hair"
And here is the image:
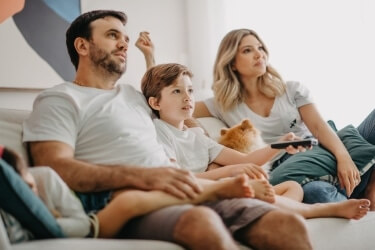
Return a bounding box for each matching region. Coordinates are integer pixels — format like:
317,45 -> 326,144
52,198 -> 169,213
213,29 -> 286,111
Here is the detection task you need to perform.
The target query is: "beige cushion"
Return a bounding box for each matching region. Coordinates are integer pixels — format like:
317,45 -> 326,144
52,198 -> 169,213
0,109 -> 30,164
196,117 -> 227,141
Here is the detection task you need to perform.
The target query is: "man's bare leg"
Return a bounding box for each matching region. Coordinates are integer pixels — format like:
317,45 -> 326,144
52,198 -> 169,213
364,169 -> 375,211
97,174 -> 252,237
174,206 -> 239,250
275,195 -> 370,219
236,210 -> 312,250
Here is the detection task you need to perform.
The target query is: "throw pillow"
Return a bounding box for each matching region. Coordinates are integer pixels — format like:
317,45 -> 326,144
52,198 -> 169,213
269,125 -> 375,186
0,159 -> 65,239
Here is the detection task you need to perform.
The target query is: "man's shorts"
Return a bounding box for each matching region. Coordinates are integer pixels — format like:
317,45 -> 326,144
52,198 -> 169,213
117,198 -> 276,242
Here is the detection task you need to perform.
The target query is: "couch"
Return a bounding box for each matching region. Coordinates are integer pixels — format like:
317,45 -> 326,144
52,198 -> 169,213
1,108 -> 375,250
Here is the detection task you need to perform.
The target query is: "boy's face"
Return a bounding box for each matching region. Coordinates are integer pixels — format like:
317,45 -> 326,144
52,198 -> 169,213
155,74 -> 195,128
22,171 -> 38,196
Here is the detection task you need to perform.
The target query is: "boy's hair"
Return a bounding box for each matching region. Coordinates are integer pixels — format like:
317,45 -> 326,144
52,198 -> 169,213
66,10 -> 127,70
0,145 -> 27,175
141,63 -> 193,118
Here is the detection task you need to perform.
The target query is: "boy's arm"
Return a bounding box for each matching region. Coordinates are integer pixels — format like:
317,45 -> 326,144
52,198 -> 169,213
196,163 -> 268,180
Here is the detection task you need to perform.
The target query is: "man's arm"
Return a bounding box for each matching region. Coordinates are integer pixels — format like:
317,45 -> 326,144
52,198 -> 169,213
30,141 -> 202,199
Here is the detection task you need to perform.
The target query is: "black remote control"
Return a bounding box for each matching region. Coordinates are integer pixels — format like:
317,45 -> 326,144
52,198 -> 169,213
270,138 -> 318,149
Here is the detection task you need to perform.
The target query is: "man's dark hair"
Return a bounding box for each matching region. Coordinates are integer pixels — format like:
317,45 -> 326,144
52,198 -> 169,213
66,10 -> 127,70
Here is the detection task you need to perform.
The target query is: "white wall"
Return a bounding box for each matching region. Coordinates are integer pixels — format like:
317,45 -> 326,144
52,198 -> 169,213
222,0 -> 375,128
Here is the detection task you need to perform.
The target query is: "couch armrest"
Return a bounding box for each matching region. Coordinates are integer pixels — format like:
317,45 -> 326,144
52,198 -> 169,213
0,214 -> 11,250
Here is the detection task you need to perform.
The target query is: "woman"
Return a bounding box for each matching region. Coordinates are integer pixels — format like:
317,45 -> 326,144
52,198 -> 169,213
193,28 -> 375,208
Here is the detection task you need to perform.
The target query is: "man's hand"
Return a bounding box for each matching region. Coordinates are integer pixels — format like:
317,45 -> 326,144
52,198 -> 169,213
136,167 -> 203,199
135,31 -> 155,69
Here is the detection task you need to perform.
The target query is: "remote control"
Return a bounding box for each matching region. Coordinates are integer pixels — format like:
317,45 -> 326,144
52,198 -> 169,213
270,138 -> 318,149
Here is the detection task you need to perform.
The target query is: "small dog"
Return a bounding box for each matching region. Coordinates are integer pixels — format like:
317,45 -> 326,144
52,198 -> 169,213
218,119 -> 271,172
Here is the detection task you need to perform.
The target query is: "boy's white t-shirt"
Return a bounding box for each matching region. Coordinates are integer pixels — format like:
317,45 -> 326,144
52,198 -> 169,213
154,119 -> 224,173
204,81 -> 314,144
30,167 -> 90,237
23,82 -> 172,167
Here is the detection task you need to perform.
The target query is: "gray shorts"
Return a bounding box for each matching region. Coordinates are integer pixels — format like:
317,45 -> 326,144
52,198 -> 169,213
117,198 -> 275,242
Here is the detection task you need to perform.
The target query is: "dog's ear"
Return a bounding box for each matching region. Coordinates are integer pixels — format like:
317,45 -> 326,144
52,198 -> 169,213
241,119 -> 253,129
220,128 -> 228,136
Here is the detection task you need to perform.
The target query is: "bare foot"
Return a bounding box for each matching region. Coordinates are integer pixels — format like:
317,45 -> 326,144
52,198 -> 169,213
214,174 -> 254,200
310,199 -> 370,220
249,179 -> 275,203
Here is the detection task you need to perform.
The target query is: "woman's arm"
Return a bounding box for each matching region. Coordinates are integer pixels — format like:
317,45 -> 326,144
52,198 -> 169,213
299,103 -> 360,196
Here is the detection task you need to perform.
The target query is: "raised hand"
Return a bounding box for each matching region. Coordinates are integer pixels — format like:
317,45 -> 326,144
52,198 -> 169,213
135,31 -> 155,69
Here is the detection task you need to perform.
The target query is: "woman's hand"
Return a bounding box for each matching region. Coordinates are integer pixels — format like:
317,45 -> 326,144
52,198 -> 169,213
336,155 -> 361,197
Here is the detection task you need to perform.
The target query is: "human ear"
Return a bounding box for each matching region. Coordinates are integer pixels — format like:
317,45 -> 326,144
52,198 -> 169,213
74,37 -> 89,56
148,97 -> 161,111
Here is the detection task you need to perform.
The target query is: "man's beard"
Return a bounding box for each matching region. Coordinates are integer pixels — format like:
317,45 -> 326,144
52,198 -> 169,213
89,43 -> 127,76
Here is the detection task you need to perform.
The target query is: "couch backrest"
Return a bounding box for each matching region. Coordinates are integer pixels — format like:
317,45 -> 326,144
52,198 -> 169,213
0,108 -> 31,165
196,117 -> 227,141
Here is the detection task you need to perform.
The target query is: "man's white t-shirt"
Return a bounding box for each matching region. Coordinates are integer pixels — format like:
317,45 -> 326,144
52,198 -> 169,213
154,119 -> 224,173
204,81 -> 314,144
23,82 -> 172,167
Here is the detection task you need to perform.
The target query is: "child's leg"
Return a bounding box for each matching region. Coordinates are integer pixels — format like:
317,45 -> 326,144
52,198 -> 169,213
97,174 -> 253,238
273,181 -> 304,201
274,195 -> 370,220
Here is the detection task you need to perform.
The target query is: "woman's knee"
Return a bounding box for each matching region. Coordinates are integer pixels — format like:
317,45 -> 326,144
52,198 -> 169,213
302,181 -> 347,204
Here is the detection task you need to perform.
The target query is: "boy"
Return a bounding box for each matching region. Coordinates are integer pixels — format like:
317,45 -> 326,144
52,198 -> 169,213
141,63 -> 370,220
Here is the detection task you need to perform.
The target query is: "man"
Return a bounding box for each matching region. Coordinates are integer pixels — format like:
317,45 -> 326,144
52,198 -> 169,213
23,10 -> 312,250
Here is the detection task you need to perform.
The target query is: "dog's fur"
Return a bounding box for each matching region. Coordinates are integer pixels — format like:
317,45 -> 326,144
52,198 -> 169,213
218,119 -> 271,172
219,119 -> 266,153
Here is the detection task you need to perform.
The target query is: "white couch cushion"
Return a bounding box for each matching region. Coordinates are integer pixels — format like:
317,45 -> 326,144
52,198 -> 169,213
0,109 -> 30,164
